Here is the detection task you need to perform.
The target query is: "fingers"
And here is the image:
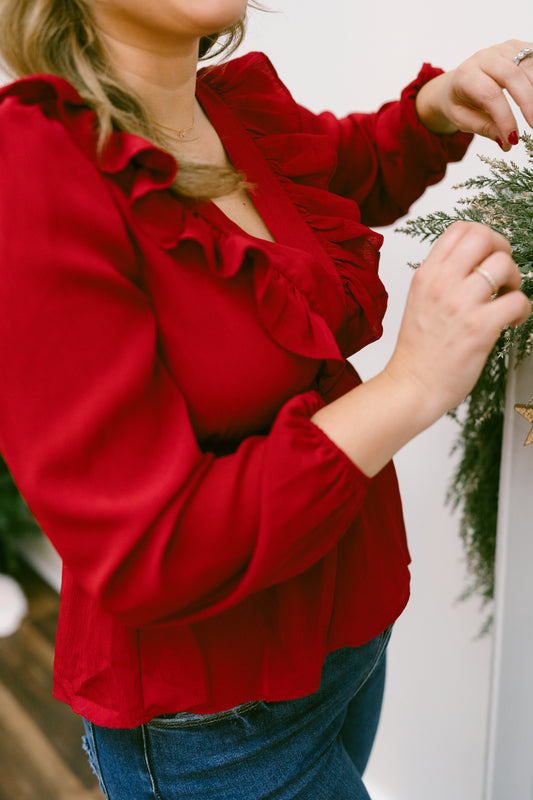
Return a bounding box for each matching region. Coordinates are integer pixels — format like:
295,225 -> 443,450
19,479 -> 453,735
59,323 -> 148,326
468,249 -> 523,301
422,220 -> 512,280
498,40 -> 533,129
479,286 -> 532,331
435,39 -> 533,149
469,40 -> 533,143
451,57 -> 520,144
420,221 -> 529,327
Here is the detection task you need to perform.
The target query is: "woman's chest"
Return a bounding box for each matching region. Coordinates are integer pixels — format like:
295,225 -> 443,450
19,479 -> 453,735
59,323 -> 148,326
211,190 -> 275,243
143,246 -> 321,446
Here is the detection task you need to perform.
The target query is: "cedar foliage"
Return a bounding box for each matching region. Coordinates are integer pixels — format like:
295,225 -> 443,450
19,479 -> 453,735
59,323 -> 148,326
398,134 -> 533,613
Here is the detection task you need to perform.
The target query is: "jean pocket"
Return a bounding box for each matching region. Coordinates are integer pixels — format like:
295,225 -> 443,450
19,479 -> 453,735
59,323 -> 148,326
147,700 -> 261,729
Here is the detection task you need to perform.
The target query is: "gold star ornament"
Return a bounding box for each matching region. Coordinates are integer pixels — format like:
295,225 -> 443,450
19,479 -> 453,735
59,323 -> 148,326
514,403 -> 533,446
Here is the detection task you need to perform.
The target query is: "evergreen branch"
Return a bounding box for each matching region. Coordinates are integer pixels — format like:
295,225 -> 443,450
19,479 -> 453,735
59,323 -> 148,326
397,135 -> 533,615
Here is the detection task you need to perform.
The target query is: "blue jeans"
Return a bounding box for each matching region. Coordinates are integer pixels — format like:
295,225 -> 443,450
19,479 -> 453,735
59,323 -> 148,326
82,628 -> 391,800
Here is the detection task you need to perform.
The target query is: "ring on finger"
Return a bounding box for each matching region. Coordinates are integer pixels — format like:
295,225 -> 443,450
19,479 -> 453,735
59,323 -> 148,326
474,266 -> 499,300
513,47 -> 533,66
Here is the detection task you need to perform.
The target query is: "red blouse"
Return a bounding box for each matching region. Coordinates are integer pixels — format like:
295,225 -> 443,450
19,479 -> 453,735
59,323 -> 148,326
0,53 -> 471,727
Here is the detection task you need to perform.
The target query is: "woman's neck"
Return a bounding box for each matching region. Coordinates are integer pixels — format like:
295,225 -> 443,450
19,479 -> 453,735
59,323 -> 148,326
97,27 -> 200,131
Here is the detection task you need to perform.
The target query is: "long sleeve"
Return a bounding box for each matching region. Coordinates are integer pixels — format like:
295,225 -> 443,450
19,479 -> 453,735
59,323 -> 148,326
0,97 -> 370,629
295,64 -> 473,227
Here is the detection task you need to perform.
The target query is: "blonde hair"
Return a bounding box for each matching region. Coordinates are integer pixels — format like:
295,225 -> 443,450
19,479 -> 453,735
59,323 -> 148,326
0,0 -> 254,198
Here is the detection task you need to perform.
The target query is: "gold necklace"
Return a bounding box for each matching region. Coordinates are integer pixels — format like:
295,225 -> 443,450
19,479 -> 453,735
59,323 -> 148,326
152,112 -> 197,141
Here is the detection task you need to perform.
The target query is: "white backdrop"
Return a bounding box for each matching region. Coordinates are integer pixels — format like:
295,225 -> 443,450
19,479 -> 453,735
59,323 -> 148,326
239,3 -> 531,799
4,3 -> 530,799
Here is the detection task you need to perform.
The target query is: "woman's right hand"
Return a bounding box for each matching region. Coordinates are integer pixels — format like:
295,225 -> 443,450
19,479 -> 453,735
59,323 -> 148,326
312,221 -> 531,476
385,220 -> 531,426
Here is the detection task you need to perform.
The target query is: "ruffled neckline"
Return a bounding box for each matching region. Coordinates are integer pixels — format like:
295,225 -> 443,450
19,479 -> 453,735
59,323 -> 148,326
0,56 -> 388,391
197,54 -> 388,358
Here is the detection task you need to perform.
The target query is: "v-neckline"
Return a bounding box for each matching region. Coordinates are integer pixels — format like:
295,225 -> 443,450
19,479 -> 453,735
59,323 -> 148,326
194,77 -> 331,261
191,71 -> 348,343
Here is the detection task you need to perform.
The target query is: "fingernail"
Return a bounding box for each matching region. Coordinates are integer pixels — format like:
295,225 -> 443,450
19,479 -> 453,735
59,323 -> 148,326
508,130 -> 519,146
496,137 -> 505,150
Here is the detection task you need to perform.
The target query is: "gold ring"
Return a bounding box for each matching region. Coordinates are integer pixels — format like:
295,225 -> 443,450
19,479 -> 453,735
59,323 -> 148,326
474,266 -> 499,300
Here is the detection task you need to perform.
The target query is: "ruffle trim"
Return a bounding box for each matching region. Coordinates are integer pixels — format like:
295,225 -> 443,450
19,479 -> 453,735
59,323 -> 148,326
201,53 -> 388,355
0,62 -> 387,369
0,72 -> 351,368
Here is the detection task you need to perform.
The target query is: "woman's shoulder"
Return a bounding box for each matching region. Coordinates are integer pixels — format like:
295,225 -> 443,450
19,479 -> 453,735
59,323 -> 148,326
0,73 -> 98,174
0,72 -> 84,107
0,73 -> 88,136
198,52 -> 297,109
199,51 -> 284,87
197,51 -> 301,133
0,74 -> 176,198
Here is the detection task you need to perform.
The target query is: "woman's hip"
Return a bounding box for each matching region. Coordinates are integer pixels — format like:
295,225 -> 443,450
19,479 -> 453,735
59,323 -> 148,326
82,628 -> 392,800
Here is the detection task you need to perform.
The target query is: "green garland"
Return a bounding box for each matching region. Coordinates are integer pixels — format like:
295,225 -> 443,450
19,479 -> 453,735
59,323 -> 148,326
398,133 -> 533,611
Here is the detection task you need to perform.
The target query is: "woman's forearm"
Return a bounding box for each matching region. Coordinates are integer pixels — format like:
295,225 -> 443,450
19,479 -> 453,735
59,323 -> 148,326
311,370 -> 434,478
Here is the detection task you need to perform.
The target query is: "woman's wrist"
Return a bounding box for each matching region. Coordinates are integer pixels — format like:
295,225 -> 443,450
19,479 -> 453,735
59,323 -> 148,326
310,369 -> 439,478
415,72 -> 459,135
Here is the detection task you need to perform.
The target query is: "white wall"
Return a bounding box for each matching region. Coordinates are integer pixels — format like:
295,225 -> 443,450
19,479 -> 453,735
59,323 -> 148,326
3,4 -> 528,798
241,3 -> 531,799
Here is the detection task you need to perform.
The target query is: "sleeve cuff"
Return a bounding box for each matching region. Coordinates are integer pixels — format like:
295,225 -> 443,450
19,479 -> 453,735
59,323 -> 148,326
296,390 -> 373,489
401,63 -> 474,163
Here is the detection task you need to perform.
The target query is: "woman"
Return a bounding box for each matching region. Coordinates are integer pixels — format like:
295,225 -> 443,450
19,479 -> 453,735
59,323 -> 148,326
0,1 -> 531,798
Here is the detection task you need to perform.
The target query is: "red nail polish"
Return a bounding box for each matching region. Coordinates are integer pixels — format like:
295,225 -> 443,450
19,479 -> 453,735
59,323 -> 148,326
496,137 -> 505,150
508,130 -> 519,146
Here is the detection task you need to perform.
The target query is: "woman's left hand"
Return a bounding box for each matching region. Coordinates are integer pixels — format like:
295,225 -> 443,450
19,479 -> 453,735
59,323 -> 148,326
415,39 -> 533,150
